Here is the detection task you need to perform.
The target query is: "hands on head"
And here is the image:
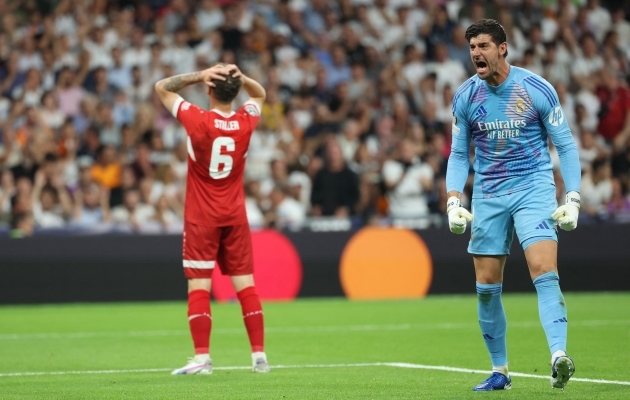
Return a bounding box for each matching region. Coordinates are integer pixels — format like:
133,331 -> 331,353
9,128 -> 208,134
202,64 -> 242,88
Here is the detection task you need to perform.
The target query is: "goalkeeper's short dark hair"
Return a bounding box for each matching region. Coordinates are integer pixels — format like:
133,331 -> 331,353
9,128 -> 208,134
211,64 -> 243,104
465,19 -> 509,58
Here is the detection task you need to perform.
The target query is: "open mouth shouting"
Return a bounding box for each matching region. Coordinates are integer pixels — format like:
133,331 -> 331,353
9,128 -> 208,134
475,59 -> 488,75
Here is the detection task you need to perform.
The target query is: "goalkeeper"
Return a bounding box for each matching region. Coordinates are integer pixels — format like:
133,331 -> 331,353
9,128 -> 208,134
445,20 -> 581,391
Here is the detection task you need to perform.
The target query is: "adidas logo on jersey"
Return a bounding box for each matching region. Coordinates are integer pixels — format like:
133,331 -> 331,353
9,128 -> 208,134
535,221 -> 551,230
476,106 -> 488,117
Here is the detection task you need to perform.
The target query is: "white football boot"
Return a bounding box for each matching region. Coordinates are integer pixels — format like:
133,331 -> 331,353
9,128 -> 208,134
252,352 -> 270,373
171,355 -> 212,375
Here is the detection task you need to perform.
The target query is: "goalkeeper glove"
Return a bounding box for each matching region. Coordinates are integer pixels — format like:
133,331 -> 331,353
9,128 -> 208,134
446,196 -> 473,234
551,191 -> 580,231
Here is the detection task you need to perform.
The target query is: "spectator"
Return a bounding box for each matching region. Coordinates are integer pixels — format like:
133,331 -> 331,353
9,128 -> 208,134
0,169 -> 15,223
311,140 -> 359,217
110,187 -> 155,230
38,91 -> 65,130
382,138 -> 434,226
12,68 -> 43,107
336,119 -> 362,165
270,184 -> 306,231
595,68 -> 630,151
606,178 -> 630,222
108,47 -> 132,91
9,212 -> 34,238
426,43 -> 467,91
31,170 -> 71,229
581,158 -> 613,217
447,25 -> 475,75
71,181 -> 110,227
1,51 -> 26,98
578,129 -> 609,171
17,37 -> 43,72
161,28 -> 196,75
325,45 -> 352,90
0,0 -> 627,234
54,66 -> 87,118
122,27 -> 150,68
196,0 -> 225,33
90,145 -> 121,191
84,27 -> 113,69
572,33 -> 604,90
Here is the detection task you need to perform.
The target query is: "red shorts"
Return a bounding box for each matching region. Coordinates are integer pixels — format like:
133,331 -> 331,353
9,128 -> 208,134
182,222 -> 254,279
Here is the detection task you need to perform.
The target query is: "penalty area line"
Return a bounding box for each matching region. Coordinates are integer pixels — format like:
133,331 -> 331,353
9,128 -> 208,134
0,362 -> 628,386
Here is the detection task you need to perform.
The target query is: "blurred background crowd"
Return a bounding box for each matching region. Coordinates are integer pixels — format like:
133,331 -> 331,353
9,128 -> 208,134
0,0 -> 629,236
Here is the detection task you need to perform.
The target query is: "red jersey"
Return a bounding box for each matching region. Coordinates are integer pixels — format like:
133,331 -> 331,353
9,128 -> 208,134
597,86 -> 630,140
173,97 -> 261,226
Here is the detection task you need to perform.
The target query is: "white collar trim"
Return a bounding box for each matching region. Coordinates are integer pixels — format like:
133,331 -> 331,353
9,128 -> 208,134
210,109 -> 235,118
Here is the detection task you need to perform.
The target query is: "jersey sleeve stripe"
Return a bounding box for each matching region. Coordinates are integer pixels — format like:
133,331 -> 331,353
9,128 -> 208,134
243,100 -> 261,114
171,96 -> 184,118
453,79 -> 475,107
525,76 -> 555,101
524,77 -> 555,107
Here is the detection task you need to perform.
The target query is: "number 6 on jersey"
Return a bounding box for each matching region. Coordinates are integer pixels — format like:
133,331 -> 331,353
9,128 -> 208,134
209,137 -> 235,179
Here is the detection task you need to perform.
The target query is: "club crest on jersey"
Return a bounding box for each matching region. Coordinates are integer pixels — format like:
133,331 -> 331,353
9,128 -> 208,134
244,104 -> 259,117
548,106 -> 564,127
514,98 -> 527,114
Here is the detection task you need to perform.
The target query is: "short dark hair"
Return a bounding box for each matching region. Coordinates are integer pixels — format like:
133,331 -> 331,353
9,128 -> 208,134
465,19 -> 508,58
211,65 -> 243,104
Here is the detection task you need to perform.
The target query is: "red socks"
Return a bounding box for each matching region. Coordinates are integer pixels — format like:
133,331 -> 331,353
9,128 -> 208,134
237,286 -> 265,352
188,289 -> 211,355
187,287 -> 263,355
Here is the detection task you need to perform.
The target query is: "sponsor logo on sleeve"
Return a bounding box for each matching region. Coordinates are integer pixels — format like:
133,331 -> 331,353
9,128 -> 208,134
548,105 -> 564,127
452,113 -> 460,135
182,102 -> 191,111
244,104 -> 259,117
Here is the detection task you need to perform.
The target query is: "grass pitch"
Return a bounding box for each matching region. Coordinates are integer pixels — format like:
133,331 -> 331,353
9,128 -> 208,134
0,293 -> 629,399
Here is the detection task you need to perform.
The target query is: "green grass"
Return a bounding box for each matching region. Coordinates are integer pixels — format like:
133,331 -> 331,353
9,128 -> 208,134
0,293 -> 629,399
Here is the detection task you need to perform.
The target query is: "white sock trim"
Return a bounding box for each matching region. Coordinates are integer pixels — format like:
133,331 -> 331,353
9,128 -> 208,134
492,365 -> 509,377
552,350 -> 567,361
193,354 -> 210,362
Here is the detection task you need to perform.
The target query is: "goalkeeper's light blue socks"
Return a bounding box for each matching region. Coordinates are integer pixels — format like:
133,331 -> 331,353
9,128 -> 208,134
476,282 -> 508,372
533,271 -> 568,355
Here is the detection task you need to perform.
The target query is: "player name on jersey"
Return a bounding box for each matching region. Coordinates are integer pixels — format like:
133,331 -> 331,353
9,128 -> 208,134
214,119 -> 240,130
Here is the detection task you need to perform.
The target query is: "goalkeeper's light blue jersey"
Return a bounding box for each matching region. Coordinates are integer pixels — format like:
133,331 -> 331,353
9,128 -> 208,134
446,66 -> 581,199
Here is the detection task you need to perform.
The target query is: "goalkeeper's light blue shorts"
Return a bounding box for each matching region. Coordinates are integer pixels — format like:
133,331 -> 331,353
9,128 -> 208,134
467,182 -> 558,255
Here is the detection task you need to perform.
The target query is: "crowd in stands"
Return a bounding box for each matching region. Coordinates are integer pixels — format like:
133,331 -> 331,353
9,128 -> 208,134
0,0 -> 629,236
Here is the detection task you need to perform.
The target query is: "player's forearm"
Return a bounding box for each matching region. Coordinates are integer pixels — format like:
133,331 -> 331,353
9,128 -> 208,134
241,74 -> 266,100
445,152 -> 470,196
155,72 -> 203,94
557,144 -> 581,193
552,130 -> 582,193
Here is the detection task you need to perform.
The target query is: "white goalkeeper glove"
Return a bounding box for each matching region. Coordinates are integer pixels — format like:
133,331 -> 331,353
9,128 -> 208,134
551,191 -> 580,231
446,196 -> 473,234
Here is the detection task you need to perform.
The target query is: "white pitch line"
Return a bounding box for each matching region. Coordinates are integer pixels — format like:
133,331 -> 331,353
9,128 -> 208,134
0,362 -> 628,386
387,363 -> 630,386
1,319 -> 628,340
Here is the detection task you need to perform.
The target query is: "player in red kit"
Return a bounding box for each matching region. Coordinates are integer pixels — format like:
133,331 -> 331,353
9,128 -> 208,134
154,63 -> 269,374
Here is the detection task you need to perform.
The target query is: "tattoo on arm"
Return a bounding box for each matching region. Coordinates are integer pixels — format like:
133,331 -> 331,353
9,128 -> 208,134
161,72 -> 202,92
